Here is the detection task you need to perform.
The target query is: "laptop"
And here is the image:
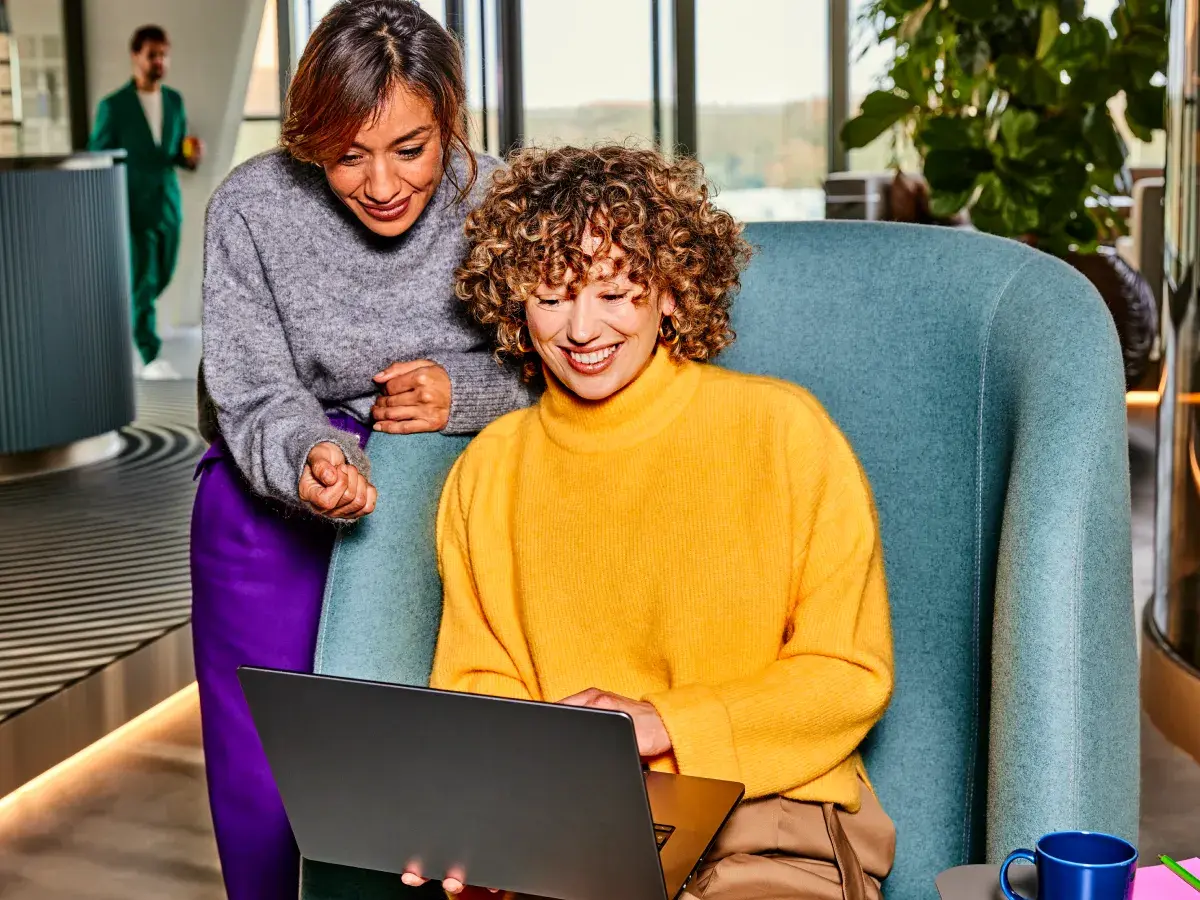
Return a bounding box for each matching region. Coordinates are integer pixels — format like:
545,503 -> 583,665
238,666 -> 744,900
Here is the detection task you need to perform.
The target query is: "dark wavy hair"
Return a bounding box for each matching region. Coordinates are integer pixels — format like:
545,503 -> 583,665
456,145 -> 752,380
281,0 -> 476,200
130,25 -> 168,54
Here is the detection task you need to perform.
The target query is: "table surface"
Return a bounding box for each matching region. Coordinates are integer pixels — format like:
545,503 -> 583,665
936,865 -> 1037,900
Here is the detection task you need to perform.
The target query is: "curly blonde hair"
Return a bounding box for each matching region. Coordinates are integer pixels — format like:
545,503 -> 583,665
455,145 -> 753,381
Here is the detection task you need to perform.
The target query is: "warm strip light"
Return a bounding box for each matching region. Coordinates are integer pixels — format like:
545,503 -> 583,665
1125,391 -> 1200,407
0,682 -> 198,820
1127,367 -> 1170,407
1127,390 -> 1161,407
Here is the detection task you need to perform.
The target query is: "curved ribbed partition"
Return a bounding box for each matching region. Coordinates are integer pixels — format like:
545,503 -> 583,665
0,155 -> 135,455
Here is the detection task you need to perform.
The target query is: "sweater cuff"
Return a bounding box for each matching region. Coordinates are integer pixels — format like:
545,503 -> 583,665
431,350 -> 528,435
644,684 -> 741,785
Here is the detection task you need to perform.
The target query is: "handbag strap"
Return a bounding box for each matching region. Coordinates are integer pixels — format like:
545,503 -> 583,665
822,803 -> 869,900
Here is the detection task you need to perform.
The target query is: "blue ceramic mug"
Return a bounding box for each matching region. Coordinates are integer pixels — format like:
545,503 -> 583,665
999,831 -> 1138,900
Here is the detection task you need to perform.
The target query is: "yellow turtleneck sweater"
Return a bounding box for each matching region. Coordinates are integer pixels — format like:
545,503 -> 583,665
430,347 -> 893,810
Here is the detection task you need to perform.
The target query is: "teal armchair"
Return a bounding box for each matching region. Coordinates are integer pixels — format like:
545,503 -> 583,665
302,222 -> 1138,900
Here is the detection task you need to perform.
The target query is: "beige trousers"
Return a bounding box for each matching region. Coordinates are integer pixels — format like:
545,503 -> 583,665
682,782 -> 896,900
479,782 -> 895,900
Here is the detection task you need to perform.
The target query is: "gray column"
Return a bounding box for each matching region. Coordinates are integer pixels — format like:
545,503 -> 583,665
0,152 -> 135,457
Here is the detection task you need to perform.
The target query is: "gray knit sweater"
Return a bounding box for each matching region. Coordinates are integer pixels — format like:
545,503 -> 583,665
200,149 -> 528,508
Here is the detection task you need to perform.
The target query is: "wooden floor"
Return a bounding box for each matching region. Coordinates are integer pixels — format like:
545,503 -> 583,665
0,689 -> 223,899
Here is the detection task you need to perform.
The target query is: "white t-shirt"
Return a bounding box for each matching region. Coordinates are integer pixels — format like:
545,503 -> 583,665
137,87 -> 163,146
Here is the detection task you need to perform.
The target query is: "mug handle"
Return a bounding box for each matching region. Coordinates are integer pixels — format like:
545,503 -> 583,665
1000,850 -> 1037,900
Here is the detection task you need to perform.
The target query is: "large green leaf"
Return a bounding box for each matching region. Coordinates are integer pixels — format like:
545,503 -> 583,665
1003,194 -> 1040,235
969,175 -> 1008,235
885,0 -> 932,13
1054,16 -> 1112,68
918,115 -> 980,150
924,146 -> 993,192
999,108 -> 1039,158
899,0 -> 935,40
1082,106 -> 1128,172
1028,63 -> 1064,106
841,91 -> 918,149
891,55 -> 932,101
1037,4 -> 1061,59
994,54 -> 1026,88
1040,165 -> 1090,226
930,188 -> 974,218
950,0 -> 1000,22
1125,85 -> 1166,135
1115,32 -> 1168,91
1125,0 -> 1167,27
1065,208 -> 1100,245
956,32 -> 994,76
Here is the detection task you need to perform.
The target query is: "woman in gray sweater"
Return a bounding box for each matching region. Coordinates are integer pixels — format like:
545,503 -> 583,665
190,3 -> 526,898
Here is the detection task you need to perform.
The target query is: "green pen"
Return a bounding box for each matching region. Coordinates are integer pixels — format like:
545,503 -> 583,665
1161,855 -> 1200,894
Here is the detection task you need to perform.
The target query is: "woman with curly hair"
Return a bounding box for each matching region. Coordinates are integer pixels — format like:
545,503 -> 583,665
410,145 -> 897,899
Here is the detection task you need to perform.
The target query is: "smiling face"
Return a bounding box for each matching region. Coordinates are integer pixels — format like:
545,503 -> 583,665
526,234 -> 676,402
322,84 -> 443,237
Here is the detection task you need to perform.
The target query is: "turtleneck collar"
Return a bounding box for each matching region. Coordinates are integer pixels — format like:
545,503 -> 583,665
537,345 -> 703,453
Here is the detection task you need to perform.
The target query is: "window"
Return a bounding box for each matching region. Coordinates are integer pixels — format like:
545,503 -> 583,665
5,0 -> 71,155
1083,0 -> 1166,169
463,0 -> 500,155
298,0 -> 339,38
296,0 -> 446,44
695,0 -> 828,222
520,0 -> 656,150
848,0 -> 917,173
232,0 -> 282,169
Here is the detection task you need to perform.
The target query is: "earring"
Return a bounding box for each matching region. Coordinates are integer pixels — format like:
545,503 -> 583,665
659,314 -> 683,351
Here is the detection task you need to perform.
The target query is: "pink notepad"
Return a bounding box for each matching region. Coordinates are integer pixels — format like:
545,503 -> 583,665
1133,857 -> 1200,898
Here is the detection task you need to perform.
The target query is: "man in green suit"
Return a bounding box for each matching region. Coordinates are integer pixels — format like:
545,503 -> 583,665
89,25 -> 203,380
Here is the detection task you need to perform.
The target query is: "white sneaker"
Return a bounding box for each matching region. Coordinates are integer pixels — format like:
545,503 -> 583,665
140,359 -> 182,380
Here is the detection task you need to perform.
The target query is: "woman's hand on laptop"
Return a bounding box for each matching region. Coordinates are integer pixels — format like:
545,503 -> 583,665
558,689 -> 672,758
399,867 -> 498,894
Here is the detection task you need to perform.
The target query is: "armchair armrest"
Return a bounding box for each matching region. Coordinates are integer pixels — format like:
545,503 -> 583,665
984,264 -> 1139,862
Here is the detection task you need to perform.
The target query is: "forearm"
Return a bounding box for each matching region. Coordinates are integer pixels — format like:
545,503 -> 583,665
207,376 -> 370,507
202,199 -> 372,508
429,572 -> 535,701
646,652 -> 892,799
432,460 -> 535,700
429,665 -> 534,701
431,350 -> 535,435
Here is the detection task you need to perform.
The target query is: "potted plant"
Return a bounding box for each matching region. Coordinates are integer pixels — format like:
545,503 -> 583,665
842,0 -> 1167,385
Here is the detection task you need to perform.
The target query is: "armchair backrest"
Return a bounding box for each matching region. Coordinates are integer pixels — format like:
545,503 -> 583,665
310,222 -> 1138,900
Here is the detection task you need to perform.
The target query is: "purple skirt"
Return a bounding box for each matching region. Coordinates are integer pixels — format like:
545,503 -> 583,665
189,414 -> 369,900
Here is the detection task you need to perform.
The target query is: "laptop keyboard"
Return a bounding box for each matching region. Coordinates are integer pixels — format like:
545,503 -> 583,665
653,823 -> 675,849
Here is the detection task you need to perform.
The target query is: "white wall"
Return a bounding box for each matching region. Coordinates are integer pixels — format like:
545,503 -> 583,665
8,0 -> 73,155
84,0 -> 266,328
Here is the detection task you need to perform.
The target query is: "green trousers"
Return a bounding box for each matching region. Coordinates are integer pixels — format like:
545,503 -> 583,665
130,224 -> 180,365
